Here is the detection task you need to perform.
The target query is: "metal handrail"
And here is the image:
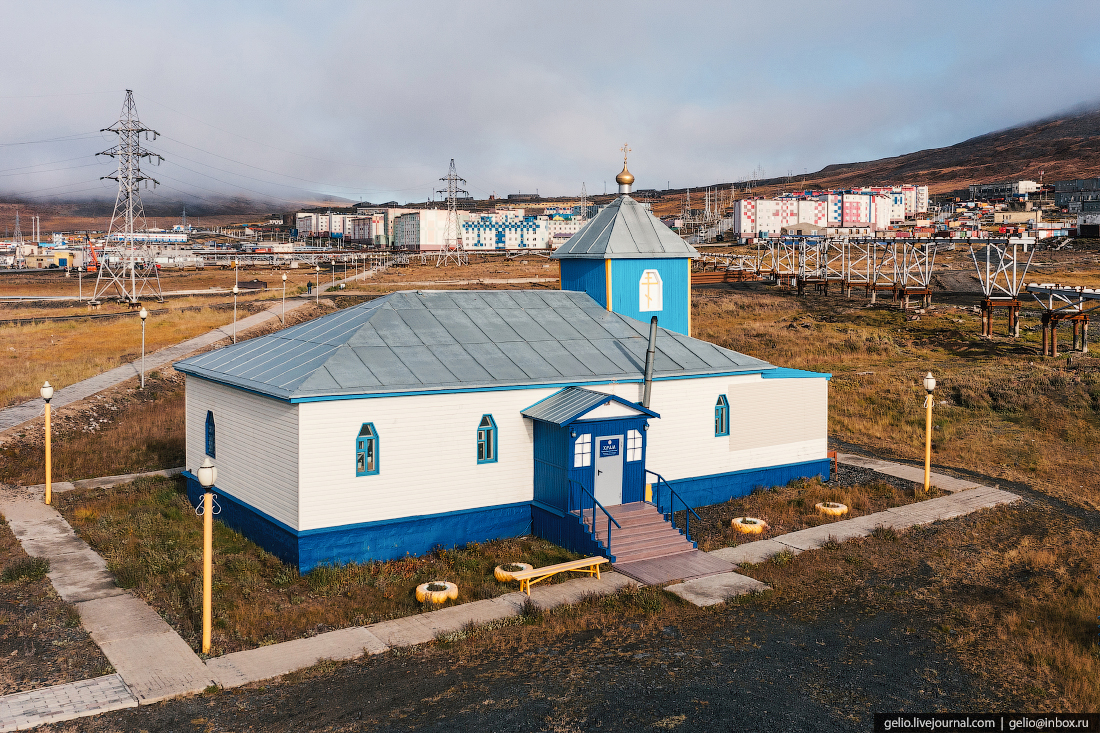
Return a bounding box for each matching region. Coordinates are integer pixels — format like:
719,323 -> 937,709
567,479 -> 621,557
645,469 -> 703,543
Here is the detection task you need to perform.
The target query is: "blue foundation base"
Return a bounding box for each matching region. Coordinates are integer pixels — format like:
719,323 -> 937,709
659,458 -> 832,512
183,472 -> 533,572
297,503 -> 532,571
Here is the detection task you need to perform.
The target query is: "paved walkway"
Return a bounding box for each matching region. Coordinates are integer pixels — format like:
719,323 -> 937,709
25,467 -> 184,497
0,299 -> 308,434
0,675 -> 137,731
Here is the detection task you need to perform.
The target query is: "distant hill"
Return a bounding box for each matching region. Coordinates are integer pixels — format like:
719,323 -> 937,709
798,105 -> 1100,194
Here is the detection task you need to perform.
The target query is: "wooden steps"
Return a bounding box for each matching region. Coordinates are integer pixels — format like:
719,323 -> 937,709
596,502 -> 697,564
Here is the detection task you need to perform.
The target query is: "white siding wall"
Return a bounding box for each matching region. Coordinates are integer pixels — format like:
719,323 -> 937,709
201,371 -> 828,532
185,376 -> 300,529
297,387 -> 559,530
567,374 -> 828,483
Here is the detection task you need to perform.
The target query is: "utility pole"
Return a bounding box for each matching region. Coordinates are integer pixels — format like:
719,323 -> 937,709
91,90 -> 165,306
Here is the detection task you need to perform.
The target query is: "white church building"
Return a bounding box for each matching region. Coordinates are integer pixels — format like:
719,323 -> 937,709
175,163 -> 831,571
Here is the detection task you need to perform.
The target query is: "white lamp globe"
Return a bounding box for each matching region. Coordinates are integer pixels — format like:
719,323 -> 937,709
139,307 -> 148,320
40,381 -> 54,401
923,372 -> 936,393
197,456 -> 217,488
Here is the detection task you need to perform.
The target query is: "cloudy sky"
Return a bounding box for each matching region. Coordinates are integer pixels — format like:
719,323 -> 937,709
2,0 -> 1099,206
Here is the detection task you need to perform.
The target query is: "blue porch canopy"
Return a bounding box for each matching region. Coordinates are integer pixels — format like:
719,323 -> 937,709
521,386 -> 659,427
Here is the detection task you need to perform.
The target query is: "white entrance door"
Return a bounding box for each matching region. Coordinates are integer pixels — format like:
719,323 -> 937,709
594,435 -> 624,507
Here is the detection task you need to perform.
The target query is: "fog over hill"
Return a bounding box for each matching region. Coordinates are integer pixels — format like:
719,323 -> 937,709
790,104 -> 1100,195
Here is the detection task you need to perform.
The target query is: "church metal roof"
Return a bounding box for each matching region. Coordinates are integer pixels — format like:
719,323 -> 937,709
174,290 -> 774,401
521,387 -> 658,426
551,195 -> 700,260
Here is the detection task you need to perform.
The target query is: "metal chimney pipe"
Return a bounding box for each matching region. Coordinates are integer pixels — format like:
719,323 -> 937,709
642,316 -> 658,408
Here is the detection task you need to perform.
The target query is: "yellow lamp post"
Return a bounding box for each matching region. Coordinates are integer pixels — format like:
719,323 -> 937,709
314,265 -> 320,304
41,381 -> 53,505
139,307 -> 148,389
281,273 -> 287,324
196,456 -> 218,654
923,372 -> 936,494
231,285 -> 239,344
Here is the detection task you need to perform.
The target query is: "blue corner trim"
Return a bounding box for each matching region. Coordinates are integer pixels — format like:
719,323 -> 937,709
761,367 -> 832,380
180,368 -> 780,404
180,470 -> 298,534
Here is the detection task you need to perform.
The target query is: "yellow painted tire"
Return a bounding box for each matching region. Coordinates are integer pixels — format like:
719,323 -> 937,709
732,517 -> 769,534
494,563 -> 533,583
815,502 -> 849,517
415,581 -> 458,604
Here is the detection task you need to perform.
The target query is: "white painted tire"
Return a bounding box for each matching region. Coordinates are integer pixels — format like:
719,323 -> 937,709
494,563 -> 533,583
415,581 -> 458,604
732,517 -> 769,534
815,502 -> 849,517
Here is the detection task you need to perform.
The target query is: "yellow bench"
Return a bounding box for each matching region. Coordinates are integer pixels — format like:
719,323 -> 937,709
510,557 -> 608,596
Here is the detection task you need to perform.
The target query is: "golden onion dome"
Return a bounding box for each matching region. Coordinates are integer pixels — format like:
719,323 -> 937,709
615,163 -> 634,186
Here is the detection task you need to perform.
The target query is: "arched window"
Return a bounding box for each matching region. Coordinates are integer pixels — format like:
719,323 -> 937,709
205,410 -> 216,458
356,423 -> 378,476
477,415 -> 497,464
714,395 -> 730,437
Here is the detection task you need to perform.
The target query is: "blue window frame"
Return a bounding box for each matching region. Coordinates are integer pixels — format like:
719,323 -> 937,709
356,423 -> 378,476
205,410 -> 216,458
477,415 -> 497,464
715,395 -> 730,437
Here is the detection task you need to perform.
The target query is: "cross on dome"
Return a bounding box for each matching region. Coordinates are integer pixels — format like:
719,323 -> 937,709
615,143 -> 634,193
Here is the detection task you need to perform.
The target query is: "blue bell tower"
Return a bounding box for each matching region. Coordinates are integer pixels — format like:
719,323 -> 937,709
552,151 -> 699,336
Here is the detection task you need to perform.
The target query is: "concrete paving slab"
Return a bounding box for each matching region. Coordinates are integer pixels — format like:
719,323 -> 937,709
46,549 -> 124,603
774,514 -> 883,551
208,627 -> 388,689
665,572 -> 769,607
77,596 -> 214,703
366,616 -> 438,648
25,468 -> 184,496
0,674 -> 137,732
709,539 -> 801,566
76,595 -> 176,643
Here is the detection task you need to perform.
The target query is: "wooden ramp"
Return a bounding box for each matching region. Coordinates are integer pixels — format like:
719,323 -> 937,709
614,550 -> 735,586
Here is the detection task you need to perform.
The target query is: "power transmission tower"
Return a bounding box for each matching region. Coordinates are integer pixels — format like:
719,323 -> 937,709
435,159 -> 469,267
579,183 -> 588,220
92,90 -> 165,304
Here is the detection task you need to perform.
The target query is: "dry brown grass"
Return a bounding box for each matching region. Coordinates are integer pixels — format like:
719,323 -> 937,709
690,474 -> 945,552
734,501 -> 1100,712
55,475 -> 582,656
0,301 -> 262,408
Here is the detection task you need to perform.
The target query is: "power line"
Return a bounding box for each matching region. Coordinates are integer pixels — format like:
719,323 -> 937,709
0,132 -> 103,147
0,161 -> 102,179
0,90 -> 124,100
0,155 -> 96,174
